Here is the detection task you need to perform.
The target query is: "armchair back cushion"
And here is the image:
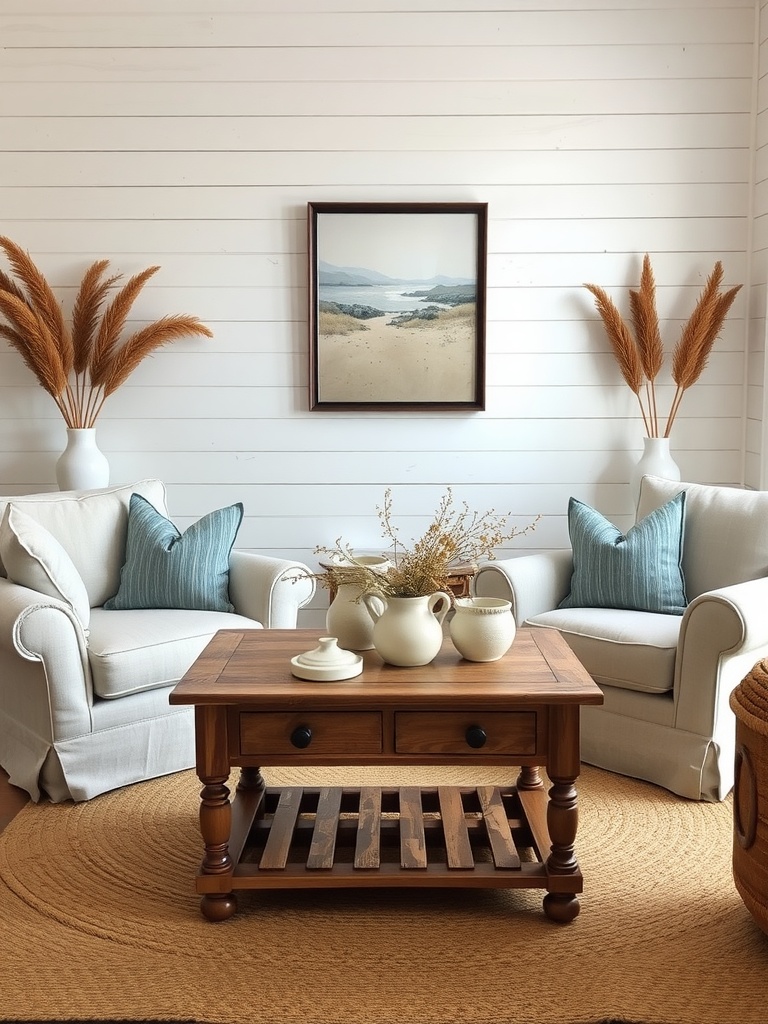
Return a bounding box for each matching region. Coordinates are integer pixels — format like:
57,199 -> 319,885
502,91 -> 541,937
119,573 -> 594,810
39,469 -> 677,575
637,476 -> 768,600
0,479 -> 168,608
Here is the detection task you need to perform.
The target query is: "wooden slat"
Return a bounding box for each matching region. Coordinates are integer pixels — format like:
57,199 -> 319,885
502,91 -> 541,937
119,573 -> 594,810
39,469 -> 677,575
399,787 -> 427,869
259,787 -> 302,870
228,785 -> 266,866
307,787 -> 342,870
438,786 -> 474,870
354,786 -> 382,869
477,786 -> 521,869
517,785 -> 552,863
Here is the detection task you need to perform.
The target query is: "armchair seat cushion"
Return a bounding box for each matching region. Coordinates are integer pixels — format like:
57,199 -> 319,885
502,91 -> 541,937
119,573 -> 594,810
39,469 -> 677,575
527,608 -> 681,694
88,607 -> 262,699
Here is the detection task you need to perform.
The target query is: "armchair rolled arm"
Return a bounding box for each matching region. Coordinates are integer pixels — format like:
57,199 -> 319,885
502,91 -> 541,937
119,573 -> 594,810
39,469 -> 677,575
474,550 -> 574,626
675,577 -> 768,738
228,551 -> 316,628
0,576 -> 93,739
0,577 -> 87,661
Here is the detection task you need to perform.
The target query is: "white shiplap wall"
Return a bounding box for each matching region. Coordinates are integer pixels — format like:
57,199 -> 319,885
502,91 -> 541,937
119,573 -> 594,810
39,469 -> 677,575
0,0 -> 758,625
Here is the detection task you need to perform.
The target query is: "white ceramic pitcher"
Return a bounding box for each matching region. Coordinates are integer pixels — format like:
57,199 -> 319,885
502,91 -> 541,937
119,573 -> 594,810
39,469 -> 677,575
363,591 -> 451,667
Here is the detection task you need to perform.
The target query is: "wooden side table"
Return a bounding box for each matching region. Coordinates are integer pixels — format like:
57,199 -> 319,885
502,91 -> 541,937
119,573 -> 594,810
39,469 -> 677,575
443,562 -> 476,598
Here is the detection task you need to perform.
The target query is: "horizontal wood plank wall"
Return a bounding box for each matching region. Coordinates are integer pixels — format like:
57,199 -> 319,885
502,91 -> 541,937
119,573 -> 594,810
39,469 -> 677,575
0,0 -> 758,625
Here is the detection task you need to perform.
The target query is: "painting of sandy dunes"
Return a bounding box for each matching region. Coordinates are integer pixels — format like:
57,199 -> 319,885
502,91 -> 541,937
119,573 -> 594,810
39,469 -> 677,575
308,203 -> 487,410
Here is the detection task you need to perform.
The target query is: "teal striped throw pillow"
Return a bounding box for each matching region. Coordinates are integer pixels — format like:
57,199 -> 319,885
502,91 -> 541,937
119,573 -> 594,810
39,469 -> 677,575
559,492 -> 687,615
104,494 -> 243,612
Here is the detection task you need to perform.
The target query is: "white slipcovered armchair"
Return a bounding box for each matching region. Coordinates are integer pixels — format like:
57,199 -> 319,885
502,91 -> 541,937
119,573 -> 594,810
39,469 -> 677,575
474,475 -> 768,802
0,479 -> 315,802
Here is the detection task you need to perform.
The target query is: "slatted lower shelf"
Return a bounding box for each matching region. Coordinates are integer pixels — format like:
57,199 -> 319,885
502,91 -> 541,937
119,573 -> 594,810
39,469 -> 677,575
200,784 -> 555,892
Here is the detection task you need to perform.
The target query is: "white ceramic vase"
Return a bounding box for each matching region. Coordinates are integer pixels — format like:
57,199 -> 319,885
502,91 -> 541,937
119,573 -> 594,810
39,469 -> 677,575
363,591 -> 451,667
325,554 -> 390,650
326,582 -> 378,651
629,436 -> 680,504
449,597 -> 516,662
56,428 -> 110,491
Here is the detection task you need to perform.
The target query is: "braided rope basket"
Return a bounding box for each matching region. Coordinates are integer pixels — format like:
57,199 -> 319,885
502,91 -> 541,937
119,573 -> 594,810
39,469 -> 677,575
730,659 -> 768,935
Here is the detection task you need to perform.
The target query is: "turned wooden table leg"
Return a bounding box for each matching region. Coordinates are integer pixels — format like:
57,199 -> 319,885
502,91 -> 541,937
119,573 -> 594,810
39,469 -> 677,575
199,775 -> 236,921
543,705 -> 582,923
195,706 -> 237,922
543,775 -> 580,922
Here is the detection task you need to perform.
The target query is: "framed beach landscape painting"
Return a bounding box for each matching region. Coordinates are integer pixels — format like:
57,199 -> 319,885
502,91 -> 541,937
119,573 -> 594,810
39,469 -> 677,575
307,202 -> 487,410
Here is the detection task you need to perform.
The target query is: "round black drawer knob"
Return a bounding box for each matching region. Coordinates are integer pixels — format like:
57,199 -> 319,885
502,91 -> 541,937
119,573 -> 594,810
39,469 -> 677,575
465,725 -> 487,749
290,725 -> 313,749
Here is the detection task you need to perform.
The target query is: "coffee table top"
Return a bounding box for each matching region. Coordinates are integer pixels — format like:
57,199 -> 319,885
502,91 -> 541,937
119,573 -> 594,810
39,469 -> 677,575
170,627 -> 603,710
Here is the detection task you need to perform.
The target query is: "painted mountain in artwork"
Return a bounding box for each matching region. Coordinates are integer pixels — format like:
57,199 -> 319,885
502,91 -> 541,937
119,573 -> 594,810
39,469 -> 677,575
318,260 -> 472,288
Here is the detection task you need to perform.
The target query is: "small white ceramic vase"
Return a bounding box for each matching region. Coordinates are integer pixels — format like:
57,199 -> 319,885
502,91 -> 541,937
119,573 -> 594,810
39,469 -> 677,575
325,554 -> 390,650
449,597 -> 516,662
363,591 -> 451,667
56,428 -> 110,491
629,436 -> 680,504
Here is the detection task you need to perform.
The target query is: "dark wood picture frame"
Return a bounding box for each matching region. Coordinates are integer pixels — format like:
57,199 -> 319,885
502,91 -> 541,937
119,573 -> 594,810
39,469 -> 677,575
308,202 -> 487,411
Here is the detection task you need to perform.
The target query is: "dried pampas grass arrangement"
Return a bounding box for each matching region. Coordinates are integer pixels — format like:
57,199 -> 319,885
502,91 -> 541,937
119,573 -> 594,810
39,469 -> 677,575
585,255 -> 741,437
0,235 -> 213,428
311,487 -> 540,601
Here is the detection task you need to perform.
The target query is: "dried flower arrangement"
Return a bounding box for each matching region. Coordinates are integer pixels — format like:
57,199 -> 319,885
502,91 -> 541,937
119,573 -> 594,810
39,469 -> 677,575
0,235 -> 213,428
313,487 -> 540,600
585,255 -> 742,438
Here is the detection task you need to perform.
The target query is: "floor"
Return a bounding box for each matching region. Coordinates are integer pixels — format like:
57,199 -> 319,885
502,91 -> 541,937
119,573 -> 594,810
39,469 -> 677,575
0,768 -> 30,833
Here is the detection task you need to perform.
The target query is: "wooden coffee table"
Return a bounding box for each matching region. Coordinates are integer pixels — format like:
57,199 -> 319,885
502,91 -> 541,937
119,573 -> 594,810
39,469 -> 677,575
170,627 -> 603,923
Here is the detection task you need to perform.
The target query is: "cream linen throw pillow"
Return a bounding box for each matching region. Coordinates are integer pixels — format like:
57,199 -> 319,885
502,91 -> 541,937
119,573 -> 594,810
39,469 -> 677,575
0,503 -> 91,628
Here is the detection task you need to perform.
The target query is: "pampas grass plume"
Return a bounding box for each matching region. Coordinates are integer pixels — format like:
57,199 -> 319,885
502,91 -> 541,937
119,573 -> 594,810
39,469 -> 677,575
0,238 -> 214,428
586,255 -> 741,437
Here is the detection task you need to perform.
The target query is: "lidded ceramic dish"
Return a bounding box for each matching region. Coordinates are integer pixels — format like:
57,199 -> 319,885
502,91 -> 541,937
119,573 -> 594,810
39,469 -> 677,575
290,636 -> 363,681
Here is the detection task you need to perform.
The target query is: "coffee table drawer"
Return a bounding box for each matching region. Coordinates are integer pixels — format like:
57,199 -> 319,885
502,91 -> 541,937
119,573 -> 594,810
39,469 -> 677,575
239,711 -> 382,755
395,711 -> 537,756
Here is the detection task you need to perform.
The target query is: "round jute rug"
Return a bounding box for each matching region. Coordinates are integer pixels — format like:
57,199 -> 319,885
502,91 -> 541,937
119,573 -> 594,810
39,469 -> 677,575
0,763 -> 766,1024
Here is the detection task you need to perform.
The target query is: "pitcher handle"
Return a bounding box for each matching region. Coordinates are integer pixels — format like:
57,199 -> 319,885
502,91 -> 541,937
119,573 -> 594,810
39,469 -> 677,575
363,592 -> 386,624
428,591 -> 452,626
